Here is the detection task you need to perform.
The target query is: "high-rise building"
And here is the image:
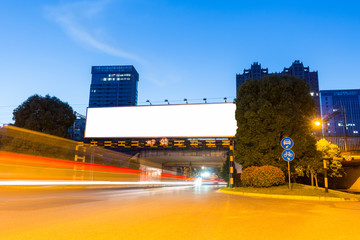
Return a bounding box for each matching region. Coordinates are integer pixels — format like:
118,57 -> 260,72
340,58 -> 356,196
236,62 -> 269,90
89,65 -> 139,108
320,89 -> 360,137
236,60 -> 320,116
282,60 -> 320,115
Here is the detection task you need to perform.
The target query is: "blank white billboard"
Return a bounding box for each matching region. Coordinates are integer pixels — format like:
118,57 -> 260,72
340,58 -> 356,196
85,103 -> 236,138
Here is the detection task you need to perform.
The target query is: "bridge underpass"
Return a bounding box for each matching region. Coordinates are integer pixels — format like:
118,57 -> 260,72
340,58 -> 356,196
138,148 -> 228,169
86,139 -> 233,173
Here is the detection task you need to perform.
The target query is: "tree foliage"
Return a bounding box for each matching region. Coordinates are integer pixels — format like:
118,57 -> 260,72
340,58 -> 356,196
235,75 -> 318,172
13,94 -> 76,138
316,139 -> 343,178
220,154 -> 237,184
316,139 -> 341,159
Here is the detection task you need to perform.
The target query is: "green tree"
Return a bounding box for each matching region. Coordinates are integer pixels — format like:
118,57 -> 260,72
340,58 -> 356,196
235,75 -> 317,173
13,94 -> 76,138
295,135 -> 322,187
316,139 -> 343,178
219,154 -> 237,185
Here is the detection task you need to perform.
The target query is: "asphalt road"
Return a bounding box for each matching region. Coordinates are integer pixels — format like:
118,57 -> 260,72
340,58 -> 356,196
1,185 -> 360,240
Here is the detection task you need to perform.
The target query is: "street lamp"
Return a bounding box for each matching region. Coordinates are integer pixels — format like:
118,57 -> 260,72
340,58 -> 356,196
164,99 -> 170,105
146,100 -> 152,105
313,119 -> 325,138
184,98 -> 188,104
224,97 -> 227,103
313,120 -> 329,193
203,98 -> 207,103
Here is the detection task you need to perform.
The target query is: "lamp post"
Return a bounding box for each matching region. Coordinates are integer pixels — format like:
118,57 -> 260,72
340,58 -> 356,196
146,100 -> 152,105
164,99 -> 170,105
184,98 -> 188,104
203,98 -> 207,103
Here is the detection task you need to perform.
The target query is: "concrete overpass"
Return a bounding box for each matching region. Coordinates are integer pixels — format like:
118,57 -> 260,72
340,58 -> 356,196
138,148 -> 228,168
85,138 -> 233,171
84,103 -> 237,170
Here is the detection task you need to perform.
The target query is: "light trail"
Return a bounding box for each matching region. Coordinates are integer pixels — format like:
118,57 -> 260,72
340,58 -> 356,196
0,125 -> 226,186
0,180 -> 226,186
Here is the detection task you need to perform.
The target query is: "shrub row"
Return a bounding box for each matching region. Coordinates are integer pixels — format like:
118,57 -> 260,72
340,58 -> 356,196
241,165 -> 285,187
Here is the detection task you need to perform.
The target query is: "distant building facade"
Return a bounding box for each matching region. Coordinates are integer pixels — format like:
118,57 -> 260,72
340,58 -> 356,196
236,60 -> 320,116
89,65 -> 139,108
68,112 -> 86,141
236,62 -> 269,90
320,89 -> 360,137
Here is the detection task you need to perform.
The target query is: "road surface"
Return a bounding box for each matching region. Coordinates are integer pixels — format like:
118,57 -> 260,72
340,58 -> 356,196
1,185 -> 360,239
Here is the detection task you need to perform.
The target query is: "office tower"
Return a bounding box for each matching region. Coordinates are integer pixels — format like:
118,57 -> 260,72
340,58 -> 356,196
89,65 -> 139,108
320,89 -> 360,137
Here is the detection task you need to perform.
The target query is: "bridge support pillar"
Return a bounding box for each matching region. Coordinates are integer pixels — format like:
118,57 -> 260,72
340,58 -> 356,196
229,140 -> 234,188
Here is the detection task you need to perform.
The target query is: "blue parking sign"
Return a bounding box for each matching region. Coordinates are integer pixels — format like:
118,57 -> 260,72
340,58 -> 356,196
282,150 -> 295,161
281,137 -> 294,149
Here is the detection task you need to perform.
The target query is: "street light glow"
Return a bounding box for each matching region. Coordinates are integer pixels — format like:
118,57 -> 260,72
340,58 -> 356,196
314,120 -> 321,126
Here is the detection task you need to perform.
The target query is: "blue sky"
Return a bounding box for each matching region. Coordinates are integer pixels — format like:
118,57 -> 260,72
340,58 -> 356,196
0,0 -> 359,124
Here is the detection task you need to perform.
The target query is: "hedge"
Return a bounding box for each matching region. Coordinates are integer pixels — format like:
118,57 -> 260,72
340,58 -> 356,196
241,165 -> 285,187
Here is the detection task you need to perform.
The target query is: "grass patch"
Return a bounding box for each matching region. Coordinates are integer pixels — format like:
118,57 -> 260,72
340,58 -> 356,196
223,183 -> 360,199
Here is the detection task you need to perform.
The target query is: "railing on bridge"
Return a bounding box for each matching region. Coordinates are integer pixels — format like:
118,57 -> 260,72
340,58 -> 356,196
315,136 -> 360,152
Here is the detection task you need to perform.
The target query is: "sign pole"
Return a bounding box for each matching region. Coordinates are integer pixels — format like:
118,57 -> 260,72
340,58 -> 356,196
281,138 -> 294,191
287,161 -> 291,190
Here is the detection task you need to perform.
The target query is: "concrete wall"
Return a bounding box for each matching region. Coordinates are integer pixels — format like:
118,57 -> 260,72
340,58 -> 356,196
337,166 -> 360,190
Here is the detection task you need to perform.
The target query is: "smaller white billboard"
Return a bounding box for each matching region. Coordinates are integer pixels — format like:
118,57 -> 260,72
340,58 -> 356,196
85,103 -> 236,138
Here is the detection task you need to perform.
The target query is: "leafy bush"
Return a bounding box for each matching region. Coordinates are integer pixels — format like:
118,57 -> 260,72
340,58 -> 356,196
241,165 -> 285,187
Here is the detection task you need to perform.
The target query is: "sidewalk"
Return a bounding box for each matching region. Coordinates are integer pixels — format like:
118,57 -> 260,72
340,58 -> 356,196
219,188 -> 360,202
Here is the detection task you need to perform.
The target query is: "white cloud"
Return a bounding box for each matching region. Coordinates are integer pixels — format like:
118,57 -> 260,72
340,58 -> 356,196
44,0 -> 180,87
44,0 -> 146,64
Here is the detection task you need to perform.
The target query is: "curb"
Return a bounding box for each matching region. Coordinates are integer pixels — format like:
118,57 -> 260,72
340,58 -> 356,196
219,188 -> 360,202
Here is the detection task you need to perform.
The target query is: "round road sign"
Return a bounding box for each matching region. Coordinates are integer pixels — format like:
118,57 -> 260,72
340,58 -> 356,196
281,138 -> 294,149
282,149 -> 295,161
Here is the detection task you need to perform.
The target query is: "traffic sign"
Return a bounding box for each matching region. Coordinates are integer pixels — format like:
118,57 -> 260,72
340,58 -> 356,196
281,138 -> 294,149
282,150 -> 295,161
344,153 -> 352,161
160,138 -> 169,146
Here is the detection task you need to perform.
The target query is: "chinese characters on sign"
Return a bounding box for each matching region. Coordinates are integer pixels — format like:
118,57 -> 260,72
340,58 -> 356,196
87,139 -> 232,149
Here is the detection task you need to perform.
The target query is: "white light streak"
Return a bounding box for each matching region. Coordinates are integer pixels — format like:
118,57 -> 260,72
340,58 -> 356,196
0,180 -> 225,186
